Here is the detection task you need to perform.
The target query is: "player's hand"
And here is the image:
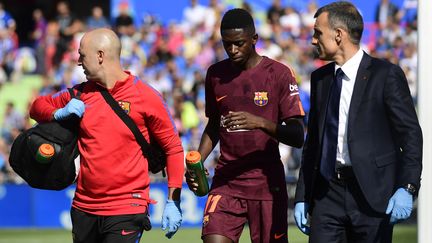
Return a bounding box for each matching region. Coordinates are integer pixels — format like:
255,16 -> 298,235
54,98 -> 85,120
222,111 -> 262,131
185,168 -> 209,193
161,200 -> 182,239
385,188 -> 413,224
294,202 -> 310,235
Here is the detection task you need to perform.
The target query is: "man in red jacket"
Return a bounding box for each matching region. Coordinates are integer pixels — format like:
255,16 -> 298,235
30,28 -> 184,243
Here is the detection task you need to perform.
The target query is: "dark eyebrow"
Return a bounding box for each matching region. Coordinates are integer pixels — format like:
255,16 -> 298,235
222,38 -> 247,44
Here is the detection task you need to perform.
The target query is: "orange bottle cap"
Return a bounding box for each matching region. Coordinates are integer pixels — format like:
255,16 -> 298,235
186,151 -> 201,164
39,143 -> 55,157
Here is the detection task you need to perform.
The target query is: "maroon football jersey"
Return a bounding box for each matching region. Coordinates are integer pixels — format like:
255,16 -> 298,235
205,56 -> 305,200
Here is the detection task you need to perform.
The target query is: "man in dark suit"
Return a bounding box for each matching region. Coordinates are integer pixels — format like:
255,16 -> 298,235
293,1 -> 422,242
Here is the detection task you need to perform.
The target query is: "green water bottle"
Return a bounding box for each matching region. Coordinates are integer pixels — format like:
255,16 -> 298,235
186,151 -> 209,197
35,143 -> 55,164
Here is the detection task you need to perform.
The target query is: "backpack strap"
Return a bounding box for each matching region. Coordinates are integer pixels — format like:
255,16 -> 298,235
99,88 -> 166,177
68,83 -> 84,100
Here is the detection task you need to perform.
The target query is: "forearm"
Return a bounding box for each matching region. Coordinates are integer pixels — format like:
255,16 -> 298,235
261,118 -> 304,148
198,119 -> 220,163
167,187 -> 181,201
223,112 -> 304,147
30,98 -> 58,122
275,118 -> 304,147
165,150 -> 185,188
30,90 -> 72,122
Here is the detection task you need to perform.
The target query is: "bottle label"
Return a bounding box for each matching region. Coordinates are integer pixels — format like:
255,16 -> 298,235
187,169 -> 197,178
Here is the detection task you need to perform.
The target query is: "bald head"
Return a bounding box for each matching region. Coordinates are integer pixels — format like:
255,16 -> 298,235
78,28 -> 128,86
82,28 -> 122,60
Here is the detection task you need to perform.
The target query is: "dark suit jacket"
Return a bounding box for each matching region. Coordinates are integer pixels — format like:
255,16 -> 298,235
295,53 -> 422,213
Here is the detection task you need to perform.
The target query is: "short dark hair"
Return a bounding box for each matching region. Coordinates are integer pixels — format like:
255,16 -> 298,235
220,8 -> 255,35
314,1 -> 363,45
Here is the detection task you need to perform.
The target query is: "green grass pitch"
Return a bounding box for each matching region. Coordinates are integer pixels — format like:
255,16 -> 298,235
0,225 -> 416,243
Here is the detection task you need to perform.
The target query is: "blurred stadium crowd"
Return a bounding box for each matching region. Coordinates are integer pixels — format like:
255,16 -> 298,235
0,0 -> 418,184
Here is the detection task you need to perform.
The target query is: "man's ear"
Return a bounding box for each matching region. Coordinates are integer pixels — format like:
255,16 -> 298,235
252,33 -> 259,45
335,28 -> 343,44
97,50 -> 104,64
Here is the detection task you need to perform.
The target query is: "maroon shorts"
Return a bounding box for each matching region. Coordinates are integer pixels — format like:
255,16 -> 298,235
201,193 -> 288,243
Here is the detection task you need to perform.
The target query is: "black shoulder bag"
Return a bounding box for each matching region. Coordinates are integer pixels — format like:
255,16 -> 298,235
99,89 -> 166,177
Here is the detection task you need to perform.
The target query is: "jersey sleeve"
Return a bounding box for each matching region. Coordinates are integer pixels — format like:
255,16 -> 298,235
278,66 -> 305,121
29,88 -> 73,122
204,65 -> 219,120
140,85 -> 184,188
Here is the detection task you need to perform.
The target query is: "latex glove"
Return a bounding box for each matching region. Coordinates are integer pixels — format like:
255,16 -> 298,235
54,98 -> 85,120
294,202 -> 310,235
385,188 -> 413,224
161,200 -> 182,239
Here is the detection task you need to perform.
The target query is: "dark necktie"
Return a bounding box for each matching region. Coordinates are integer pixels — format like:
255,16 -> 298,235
320,68 -> 344,180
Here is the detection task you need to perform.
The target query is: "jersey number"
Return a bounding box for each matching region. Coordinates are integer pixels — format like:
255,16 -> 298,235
204,194 -> 222,213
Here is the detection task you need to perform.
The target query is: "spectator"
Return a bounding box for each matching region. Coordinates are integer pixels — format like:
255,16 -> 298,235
1,101 -> 25,144
31,8 -> 47,75
267,0 -> 284,25
182,0 -> 208,32
30,9 -> 47,47
0,1 -> 16,32
258,37 -> 283,60
301,1 -> 318,31
86,6 -> 110,30
280,6 -> 302,38
401,0 -> 417,24
53,1 -> 78,66
114,2 -> 135,36
375,0 -> 400,29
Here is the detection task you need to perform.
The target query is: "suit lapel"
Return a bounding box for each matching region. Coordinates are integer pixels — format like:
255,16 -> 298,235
347,53 -> 372,134
317,64 -> 335,144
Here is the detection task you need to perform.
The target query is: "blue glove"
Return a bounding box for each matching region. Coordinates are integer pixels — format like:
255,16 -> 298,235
54,98 -> 85,120
294,202 -> 310,235
161,200 -> 182,239
385,188 -> 413,224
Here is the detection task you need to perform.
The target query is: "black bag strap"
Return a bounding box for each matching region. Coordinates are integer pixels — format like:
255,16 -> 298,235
68,85 -> 82,100
99,89 -> 154,161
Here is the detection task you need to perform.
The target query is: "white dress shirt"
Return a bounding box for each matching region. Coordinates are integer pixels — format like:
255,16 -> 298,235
335,49 -> 364,166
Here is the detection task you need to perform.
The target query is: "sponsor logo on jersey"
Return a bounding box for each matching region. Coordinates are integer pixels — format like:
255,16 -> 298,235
289,83 -> 299,96
254,92 -> 268,106
118,101 -> 131,114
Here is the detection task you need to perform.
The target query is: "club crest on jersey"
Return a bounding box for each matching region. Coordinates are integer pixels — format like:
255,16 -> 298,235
254,92 -> 268,106
203,215 -> 209,227
118,101 -> 131,114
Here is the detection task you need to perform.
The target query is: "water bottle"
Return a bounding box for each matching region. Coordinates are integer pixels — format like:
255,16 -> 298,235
186,151 -> 209,197
35,143 -> 55,164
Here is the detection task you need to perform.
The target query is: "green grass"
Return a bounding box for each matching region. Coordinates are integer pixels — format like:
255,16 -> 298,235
0,225 -> 416,243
